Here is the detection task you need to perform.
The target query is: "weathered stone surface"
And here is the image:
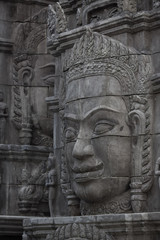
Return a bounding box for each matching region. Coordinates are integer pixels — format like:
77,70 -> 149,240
1,1 -> 160,240
50,27 -> 153,215
12,8 -> 54,146
0,144 -> 51,216
23,213 -> 160,240
0,215 -> 26,237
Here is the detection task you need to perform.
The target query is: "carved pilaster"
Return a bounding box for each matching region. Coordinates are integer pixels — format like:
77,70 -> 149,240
46,153 -> 57,217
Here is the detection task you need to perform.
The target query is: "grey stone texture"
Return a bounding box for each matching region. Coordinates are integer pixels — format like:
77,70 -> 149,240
23,213 -> 160,240
1,0 -> 160,240
0,0 -> 56,238
0,144 -> 52,216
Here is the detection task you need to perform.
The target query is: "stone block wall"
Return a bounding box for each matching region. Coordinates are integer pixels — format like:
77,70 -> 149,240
1,0 -> 160,240
0,0 -> 56,222
45,0 -> 160,217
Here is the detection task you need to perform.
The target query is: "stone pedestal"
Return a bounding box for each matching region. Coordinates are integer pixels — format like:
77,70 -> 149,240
23,213 -> 160,240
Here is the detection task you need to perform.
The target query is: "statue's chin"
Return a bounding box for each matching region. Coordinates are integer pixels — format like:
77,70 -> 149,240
73,179 -> 111,203
73,177 -> 130,203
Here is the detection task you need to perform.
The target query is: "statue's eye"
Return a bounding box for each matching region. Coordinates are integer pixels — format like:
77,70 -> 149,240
65,127 -> 77,142
94,121 -> 115,135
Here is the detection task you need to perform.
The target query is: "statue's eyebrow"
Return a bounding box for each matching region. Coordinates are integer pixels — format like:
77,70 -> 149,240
64,106 -> 120,121
39,63 -> 55,69
64,113 -> 79,121
84,106 -> 119,120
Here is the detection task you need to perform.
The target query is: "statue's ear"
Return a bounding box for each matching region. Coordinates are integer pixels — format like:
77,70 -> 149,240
19,67 -> 33,87
128,110 -> 146,143
128,110 -> 146,212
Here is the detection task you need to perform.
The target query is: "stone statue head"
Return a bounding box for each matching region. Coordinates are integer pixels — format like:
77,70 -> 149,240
12,8 -> 54,146
61,29 -> 153,214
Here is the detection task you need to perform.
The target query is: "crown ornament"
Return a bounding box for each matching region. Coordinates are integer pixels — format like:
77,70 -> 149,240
63,28 -> 152,95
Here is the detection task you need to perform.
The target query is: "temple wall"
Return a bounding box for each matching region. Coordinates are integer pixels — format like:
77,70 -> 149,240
1,0 -> 160,239
0,0 -> 56,226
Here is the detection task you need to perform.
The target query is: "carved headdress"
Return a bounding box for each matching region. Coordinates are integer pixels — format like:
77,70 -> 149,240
64,28 -> 152,95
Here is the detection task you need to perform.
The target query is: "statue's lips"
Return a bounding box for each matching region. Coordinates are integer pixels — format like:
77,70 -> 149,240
73,162 -> 104,183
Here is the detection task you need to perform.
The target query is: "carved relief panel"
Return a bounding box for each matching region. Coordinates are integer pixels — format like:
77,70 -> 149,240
18,161 -> 48,215
12,8 -> 54,146
81,0 -> 118,25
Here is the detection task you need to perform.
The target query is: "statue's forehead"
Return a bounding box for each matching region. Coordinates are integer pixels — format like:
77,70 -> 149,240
65,96 -> 128,118
66,75 -> 122,102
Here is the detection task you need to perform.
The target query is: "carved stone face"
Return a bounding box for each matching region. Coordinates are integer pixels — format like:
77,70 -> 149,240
31,52 -> 55,137
65,75 -> 131,203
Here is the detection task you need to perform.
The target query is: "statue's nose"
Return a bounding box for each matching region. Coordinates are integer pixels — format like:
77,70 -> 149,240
72,138 -> 94,160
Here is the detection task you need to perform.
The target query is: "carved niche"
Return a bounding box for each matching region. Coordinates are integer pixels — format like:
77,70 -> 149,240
57,29 -> 153,216
12,8 -> 54,146
75,0 -> 138,26
81,0 -> 118,25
